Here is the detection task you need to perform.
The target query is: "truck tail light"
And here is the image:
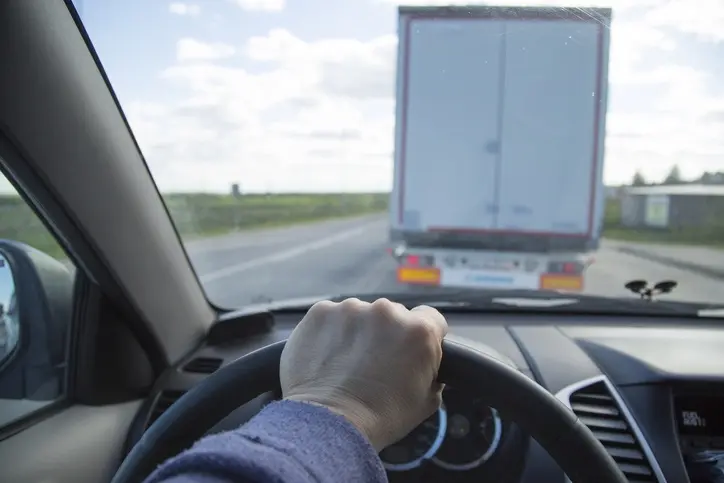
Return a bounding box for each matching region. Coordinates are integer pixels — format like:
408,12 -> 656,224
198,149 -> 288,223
406,255 -> 420,266
548,261 -> 584,274
403,254 -> 435,267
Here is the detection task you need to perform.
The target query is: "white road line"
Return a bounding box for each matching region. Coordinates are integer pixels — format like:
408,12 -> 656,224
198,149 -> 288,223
199,221 -> 381,284
185,215 -> 382,254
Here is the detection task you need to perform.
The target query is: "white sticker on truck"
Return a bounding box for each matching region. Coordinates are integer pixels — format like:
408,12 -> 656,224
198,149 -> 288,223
441,269 -> 539,290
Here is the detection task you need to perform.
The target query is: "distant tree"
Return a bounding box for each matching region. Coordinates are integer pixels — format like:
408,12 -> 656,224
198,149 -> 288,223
698,172 -> 724,185
663,165 -> 683,185
631,171 -> 647,186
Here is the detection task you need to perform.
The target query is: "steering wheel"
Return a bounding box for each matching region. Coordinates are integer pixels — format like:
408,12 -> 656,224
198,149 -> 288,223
111,339 -> 627,483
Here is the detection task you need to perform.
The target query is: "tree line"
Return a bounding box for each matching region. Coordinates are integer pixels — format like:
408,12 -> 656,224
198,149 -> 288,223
630,166 -> 724,187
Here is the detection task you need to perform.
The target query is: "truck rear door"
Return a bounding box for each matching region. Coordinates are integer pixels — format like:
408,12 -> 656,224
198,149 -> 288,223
399,17 -> 504,232
493,18 -> 603,237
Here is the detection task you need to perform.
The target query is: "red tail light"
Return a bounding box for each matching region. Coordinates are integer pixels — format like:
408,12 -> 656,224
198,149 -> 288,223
548,261 -> 584,274
406,255 -> 420,266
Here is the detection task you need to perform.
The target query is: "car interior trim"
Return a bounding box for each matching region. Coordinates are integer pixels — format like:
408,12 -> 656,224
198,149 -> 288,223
0,0 -> 214,364
0,125 -> 170,375
555,374 -> 667,483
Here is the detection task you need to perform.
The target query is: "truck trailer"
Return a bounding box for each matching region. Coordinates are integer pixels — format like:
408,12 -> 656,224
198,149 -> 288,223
389,5 -> 611,292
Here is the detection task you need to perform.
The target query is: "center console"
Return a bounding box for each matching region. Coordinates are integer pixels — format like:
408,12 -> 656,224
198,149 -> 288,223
674,384 -> 724,483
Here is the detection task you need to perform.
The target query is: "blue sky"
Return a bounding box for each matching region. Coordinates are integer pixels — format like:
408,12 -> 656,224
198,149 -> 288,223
77,0 -> 398,105
12,0 -> 724,193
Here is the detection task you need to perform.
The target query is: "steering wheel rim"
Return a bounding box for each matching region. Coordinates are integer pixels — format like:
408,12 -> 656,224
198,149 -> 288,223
112,339 -> 627,483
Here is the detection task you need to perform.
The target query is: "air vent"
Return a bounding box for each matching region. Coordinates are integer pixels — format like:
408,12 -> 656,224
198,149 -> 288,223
567,379 -> 660,482
146,390 -> 185,430
183,357 -> 223,374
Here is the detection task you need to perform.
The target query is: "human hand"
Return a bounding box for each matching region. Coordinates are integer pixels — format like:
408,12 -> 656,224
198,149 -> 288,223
280,297 -> 448,452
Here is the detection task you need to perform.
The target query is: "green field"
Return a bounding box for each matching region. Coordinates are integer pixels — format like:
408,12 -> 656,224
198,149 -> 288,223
0,192 -> 389,259
4,192 -> 722,261
602,198 -> 724,248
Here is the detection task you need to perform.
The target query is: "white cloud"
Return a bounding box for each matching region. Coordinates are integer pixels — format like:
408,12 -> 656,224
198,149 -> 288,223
229,0 -> 285,12
244,29 -> 398,100
124,1 -> 724,193
169,2 -> 201,16
130,29 -> 396,192
607,21 -> 677,85
176,38 -> 236,62
646,0 -> 724,43
604,60 -> 724,184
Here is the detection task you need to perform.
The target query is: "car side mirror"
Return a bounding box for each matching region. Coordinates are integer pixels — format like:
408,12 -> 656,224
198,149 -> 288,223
0,252 -> 18,365
0,240 -> 74,402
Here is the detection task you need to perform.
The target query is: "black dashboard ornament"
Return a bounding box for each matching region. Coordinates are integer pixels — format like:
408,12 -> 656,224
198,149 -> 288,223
624,279 -> 678,301
654,280 -> 678,294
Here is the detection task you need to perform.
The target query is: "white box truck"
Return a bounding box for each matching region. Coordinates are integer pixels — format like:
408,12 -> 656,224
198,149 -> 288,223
389,5 -> 611,292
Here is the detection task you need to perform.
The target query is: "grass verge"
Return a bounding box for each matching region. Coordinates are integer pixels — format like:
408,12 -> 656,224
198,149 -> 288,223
7,193 -> 721,261
603,227 -> 724,249
0,192 -> 389,260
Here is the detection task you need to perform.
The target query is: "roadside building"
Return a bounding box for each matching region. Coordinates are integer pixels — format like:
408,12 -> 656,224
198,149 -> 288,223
620,184 -> 724,229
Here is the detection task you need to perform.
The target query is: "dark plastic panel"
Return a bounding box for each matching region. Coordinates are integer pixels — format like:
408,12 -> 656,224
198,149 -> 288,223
132,311 -> 724,482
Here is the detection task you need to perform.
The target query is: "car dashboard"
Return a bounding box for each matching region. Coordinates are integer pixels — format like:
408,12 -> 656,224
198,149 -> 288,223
124,310 -> 724,483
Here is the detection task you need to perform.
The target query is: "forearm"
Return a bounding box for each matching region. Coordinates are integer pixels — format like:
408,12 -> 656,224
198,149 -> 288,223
144,400 -> 387,483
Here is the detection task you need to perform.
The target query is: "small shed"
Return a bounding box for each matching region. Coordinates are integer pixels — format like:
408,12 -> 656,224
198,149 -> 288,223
620,184 -> 724,229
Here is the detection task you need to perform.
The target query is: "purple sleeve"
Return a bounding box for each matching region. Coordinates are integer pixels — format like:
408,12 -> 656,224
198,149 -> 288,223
143,399 -> 387,483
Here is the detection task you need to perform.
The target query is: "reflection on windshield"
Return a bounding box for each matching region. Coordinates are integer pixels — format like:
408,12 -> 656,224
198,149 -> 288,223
6,0 -> 721,309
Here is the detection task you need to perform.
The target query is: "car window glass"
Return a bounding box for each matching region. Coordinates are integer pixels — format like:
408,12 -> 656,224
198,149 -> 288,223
0,171 -> 75,427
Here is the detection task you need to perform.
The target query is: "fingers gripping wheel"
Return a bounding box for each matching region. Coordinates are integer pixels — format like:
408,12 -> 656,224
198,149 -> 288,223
111,339 -> 627,483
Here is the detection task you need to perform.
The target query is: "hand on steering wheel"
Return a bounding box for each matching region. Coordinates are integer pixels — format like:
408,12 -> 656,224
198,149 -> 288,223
281,298 -> 447,451
112,298 -> 627,483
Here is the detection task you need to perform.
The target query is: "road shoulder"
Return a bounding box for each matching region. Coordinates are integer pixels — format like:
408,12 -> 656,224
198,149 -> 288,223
604,239 -> 724,280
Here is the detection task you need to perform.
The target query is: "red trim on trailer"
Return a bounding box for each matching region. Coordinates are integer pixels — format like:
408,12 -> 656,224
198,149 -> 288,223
587,23 -> 605,239
396,9 -> 608,238
426,226 -> 589,237
396,16 -> 412,225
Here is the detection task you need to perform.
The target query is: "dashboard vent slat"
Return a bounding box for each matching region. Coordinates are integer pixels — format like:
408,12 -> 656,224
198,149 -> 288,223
571,402 -> 619,417
579,415 -> 627,431
146,390 -> 185,430
567,380 -> 659,482
591,430 -> 636,445
183,357 -> 223,374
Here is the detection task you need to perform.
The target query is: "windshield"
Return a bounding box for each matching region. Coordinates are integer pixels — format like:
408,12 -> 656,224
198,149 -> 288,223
52,1 -> 724,307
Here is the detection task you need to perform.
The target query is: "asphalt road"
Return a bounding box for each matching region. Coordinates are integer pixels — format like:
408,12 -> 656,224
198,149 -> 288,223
185,214 -> 724,309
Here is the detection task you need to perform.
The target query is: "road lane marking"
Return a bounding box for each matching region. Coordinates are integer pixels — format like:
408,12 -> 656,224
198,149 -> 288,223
186,214 -> 385,254
199,221 -> 381,284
